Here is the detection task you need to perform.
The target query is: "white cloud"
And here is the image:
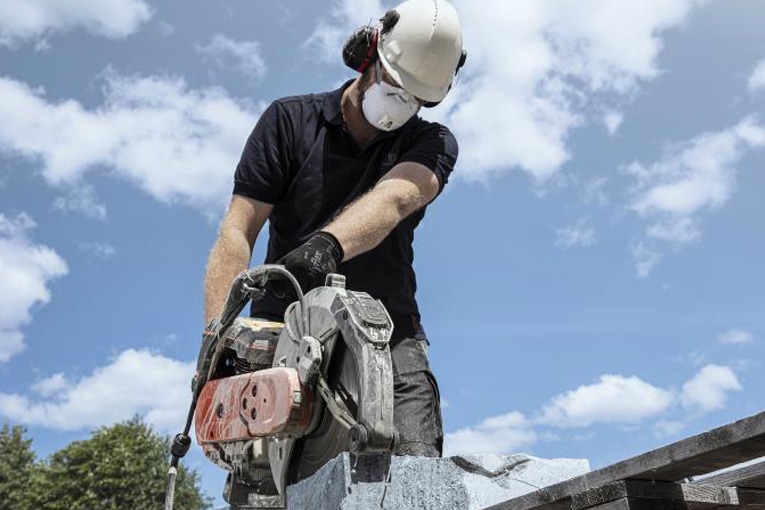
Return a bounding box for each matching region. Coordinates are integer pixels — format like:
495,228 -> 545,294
0,0 -> 153,47
448,362 -> 746,454
625,117 -> 765,275
31,373 -> 70,398
718,329 -> 754,345
197,34 -> 267,80
0,213 -> 68,363
53,184 -> 107,220
539,374 -> 675,428
555,218 -> 596,249
748,59 -> 765,92
444,411 -> 537,456
77,241 -> 116,259
0,73 -> 262,213
0,333 -> 24,366
681,364 -> 741,413
629,119 -> 765,217
604,111 -> 624,136
34,39 -> 51,52
687,366 -> 742,405
157,21 -> 175,37
653,419 -> 685,438
632,241 -> 662,278
583,177 -> 610,207
304,0 -> 385,61
0,349 -> 194,432
644,216 -> 700,244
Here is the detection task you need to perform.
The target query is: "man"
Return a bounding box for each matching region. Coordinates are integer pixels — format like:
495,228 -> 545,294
204,0 -> 465,461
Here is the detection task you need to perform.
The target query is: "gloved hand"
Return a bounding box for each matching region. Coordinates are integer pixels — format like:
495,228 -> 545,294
278,231 -> 344,295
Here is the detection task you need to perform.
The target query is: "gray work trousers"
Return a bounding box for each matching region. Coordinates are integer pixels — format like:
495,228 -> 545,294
390,335 -> 444,457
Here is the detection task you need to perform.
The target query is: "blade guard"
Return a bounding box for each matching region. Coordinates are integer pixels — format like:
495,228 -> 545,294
195,367 -> 313,444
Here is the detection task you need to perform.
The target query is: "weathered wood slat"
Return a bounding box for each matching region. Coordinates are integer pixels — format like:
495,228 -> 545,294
572,481 -> 739,510
585,497 -> 689,510
572,481 -> 633,509
737,489 -> 765,507
697,460 -> 765,490
583,498 -> 631,510
705,489 -> 765,509
485,411 -> 765,510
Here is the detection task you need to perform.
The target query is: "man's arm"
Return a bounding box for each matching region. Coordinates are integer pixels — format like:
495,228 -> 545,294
204,195 -> 273,323
323,161 -> 440,261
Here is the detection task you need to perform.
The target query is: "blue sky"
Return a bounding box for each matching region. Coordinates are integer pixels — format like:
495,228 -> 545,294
1,0 -> 763,504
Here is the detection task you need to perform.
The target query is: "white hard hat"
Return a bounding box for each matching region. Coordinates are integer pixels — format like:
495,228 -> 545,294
377,0 -> 465,103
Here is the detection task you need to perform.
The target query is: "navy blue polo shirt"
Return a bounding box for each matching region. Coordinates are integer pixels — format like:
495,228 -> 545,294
233,80 -> 458,340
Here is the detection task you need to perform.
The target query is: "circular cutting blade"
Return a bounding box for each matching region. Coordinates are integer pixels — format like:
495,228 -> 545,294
290,340 -> 360,482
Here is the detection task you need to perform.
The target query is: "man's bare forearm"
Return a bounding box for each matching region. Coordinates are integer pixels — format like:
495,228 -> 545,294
323,163 -> 438,260
322,184 -> 411,260
203,196 -> 272,325
204,227 -> 253,324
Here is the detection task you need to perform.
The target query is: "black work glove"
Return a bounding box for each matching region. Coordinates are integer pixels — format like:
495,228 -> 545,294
277,231 -> 344,296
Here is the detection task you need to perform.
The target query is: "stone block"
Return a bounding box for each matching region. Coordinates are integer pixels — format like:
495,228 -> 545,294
286,452 -> 590,509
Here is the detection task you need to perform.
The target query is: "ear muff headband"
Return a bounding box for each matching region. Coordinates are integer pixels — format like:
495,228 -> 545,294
342,9 -> 399,73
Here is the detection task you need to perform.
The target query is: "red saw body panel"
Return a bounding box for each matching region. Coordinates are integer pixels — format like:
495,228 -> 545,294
195,367 -> 313,445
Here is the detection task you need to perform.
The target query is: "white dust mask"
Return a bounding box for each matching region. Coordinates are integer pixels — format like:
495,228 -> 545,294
361,80 -> 420,131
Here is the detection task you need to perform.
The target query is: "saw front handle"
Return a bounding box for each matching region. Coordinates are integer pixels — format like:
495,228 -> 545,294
219,264 -> 304,332
195,264 -> 305,397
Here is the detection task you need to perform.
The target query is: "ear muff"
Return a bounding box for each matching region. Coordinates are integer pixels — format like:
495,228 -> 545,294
342,10 -> 399,73
457,50 -> 468,72
342,25 -> 378,73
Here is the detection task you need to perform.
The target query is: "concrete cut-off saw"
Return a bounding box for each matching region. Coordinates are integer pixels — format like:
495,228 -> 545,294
164,265 -> 397,509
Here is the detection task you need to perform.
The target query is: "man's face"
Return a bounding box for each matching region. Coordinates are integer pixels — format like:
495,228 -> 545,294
357,59 -> 423,131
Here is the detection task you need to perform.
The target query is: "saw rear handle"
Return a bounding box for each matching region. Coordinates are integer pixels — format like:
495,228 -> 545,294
166,265 -> 304,510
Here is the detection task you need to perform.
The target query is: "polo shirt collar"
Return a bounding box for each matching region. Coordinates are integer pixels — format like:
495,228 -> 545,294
322,79 -> 355,125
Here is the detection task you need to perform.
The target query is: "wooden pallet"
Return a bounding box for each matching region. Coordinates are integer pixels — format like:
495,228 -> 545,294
485,411 -> 765,510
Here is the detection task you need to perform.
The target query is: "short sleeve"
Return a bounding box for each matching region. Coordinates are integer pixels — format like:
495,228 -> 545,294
233,101 -> 293,204
398,122 -> 458,195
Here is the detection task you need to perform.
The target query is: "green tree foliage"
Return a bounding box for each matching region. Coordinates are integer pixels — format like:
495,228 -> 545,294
0,423 -> 39,510
31,417 -> 211,510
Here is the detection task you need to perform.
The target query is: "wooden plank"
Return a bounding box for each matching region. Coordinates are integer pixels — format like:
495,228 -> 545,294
592,412 -> 765,482
705,489 -> 765,510
485,411 -> 765,510
572,480 -> 739,510
738,489 -> 765,507
697,460 -> 765,489
679,485 -> 739,506
572,480 -> 631,509
585,498 -> 631,510
586,497 -> 689,510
